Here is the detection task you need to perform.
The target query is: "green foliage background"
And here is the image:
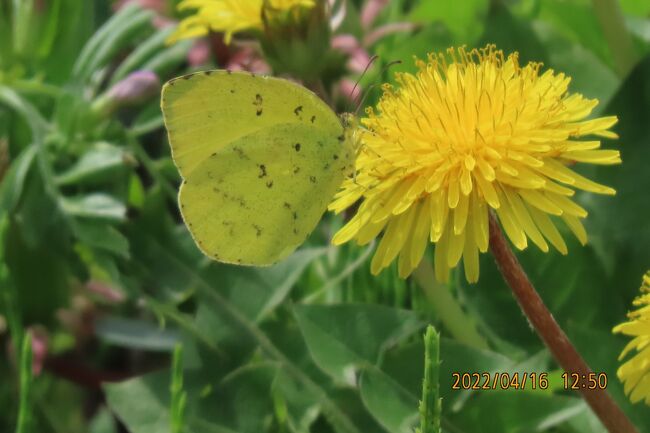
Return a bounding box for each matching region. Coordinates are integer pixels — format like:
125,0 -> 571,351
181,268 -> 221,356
0,1 -> 649,432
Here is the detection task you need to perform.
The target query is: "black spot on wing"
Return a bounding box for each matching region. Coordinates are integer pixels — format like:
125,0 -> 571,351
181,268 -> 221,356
254,93 -> 263,116
293,166 -> 300,174
233,146 -> 250,160
266,180 -> 274,188
310,115 -> 316,123
258,164 -> 267,178
253,224 -> 262,237
309,176 -> 316,183
294,106 -> 303,116
293,143 -> 301,152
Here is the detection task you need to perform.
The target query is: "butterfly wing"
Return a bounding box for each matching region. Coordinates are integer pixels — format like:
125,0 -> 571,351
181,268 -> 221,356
161,70 -> 343,177
161,71 -> 354,265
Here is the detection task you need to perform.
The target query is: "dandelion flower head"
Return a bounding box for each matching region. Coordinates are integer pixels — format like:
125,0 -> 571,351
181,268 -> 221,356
168,0 -> 315,44
614,271 -> 650,405
329,45 -> 620,283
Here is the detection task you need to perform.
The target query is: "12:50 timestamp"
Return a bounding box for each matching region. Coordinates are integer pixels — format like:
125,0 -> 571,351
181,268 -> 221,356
562,372 -> 608,390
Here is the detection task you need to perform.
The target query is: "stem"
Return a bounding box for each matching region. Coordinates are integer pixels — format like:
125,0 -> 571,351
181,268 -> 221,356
488,214 -> 638,433
592,0 -> 638,77
170,344 -> 187,433
418,326 -> 441,433
413,261 -> 489,350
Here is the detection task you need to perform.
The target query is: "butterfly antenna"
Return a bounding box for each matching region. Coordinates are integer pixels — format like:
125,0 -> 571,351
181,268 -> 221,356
354,59 -> 402,116
349,55 -> 379,102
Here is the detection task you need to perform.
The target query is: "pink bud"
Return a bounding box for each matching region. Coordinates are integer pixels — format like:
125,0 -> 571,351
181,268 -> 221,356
30,329 -> 48,376
338,78 -> 362,105
113,0 -> 167,14
188,39 -> 212,66
106,71 -> 160,107
86,280 -> 126,303
226,46 -> 271,74
361,0 -> 389,29
332,35 -> 372,73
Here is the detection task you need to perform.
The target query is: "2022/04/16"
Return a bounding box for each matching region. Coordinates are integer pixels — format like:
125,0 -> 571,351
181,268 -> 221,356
451,371 -> 609,390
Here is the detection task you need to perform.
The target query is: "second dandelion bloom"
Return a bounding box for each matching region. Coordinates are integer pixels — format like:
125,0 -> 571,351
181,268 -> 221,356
330,45 -> 621,283
168,0 -> 315,44
614,272 -> 650,405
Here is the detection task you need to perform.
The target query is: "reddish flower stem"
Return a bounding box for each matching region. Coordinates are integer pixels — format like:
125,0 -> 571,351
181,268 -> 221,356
488,214 -> 638,433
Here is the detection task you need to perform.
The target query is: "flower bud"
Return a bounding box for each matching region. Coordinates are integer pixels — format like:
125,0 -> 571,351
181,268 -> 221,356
261,0 -> 345,83
93,70 -> 160,115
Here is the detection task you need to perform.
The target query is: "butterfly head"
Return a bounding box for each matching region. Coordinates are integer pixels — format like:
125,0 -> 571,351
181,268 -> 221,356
339,113 -> 362,152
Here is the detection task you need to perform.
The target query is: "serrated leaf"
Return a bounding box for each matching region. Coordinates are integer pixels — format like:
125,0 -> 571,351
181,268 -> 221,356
293,304 -> 423,383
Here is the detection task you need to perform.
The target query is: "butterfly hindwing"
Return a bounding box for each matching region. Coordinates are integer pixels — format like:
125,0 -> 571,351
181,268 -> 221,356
180,123 -> 353,265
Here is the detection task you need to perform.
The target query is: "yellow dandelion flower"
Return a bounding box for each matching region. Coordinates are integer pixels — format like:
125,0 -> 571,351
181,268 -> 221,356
329,45 -> 620,283
613,271 -> 650,405
168,0 -> 315,45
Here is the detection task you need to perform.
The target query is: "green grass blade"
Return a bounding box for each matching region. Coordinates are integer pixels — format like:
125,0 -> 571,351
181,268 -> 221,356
15,331 -> 33,433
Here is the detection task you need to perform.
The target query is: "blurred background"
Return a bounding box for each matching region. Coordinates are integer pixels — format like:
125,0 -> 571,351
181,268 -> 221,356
0,0 -> 649,432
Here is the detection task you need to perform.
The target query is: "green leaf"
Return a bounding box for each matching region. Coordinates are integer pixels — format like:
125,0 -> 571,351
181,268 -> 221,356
36,0 -> 62,57
193,249 -> 329,356
480,4 -> 549,65
0,85 -> 48,140
105,365 -> 280,433
126,214 -> 363,433
445,392 -> 588,433
6,219 -> 71,324
89,408 -> 118,433
585,55 -> 650,320
531,21 -> 619,108
105,371 -> 172,433
95,316 -> 180,352
110,27 -> 176,85
293,304 -> 423,382
0,143 -> 36,214
139,38 -> 193,79
409,0 -> 488,44
72,219 -> 129,258
55,143 -> 128,186
359,367 -> 418,433
73,5 -> 154,81
60,193 -> 126,221
538,0 -> 615,69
